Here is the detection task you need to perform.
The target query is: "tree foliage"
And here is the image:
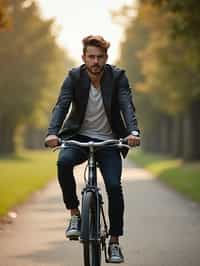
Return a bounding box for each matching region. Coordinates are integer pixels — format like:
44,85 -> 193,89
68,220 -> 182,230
138,2 -> 200,114
0,0 -> 74,154
0,0 -> 10,29
114,0 -> 200,159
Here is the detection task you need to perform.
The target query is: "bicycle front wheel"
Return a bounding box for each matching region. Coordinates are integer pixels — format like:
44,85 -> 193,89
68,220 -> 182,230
81,191 -> 101,266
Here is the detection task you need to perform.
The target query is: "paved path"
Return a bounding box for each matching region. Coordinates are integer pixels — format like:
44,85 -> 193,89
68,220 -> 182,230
0,160 -> 200,266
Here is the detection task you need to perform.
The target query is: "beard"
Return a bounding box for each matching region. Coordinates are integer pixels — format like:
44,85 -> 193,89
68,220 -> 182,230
87,64 -> 104,75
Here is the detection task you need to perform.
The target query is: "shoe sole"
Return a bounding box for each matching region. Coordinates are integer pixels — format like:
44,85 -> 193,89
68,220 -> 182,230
66,230 -> 80,241
108,258 -> 124,263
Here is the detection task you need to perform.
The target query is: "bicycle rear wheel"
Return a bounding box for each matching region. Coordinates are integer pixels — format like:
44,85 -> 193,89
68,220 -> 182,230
81,191 -> 101,266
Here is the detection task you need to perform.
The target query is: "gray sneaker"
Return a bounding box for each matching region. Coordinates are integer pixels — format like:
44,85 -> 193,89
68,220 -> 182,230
108,243 -> 124,263
65,215 -> 81,240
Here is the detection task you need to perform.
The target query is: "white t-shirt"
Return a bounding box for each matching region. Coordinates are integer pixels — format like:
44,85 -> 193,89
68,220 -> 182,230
79,84 -> 114,140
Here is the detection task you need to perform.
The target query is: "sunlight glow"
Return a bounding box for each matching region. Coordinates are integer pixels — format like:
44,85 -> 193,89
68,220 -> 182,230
36,0 -> 134,64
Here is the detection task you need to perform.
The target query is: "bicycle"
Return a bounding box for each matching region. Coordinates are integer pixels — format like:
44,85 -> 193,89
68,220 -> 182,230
55,138 -> 130,266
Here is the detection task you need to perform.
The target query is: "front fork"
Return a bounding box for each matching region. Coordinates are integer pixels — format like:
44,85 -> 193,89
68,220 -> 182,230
81,187 -> 110,263
99,194 -> 110,263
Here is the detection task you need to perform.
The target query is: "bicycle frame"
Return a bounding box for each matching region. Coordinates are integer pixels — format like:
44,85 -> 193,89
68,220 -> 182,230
80,144 -> 106,242
53,138 -> 130,264
87,145 -> 97,187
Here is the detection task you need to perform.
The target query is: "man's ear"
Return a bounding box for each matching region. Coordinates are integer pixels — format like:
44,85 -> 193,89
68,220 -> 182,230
105,53 -> 108,61
82,54 -> 85,63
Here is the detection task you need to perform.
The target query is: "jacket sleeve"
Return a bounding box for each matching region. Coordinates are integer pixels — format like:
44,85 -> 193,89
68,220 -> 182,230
47,75 -> 74,136
117,72 -> 140,134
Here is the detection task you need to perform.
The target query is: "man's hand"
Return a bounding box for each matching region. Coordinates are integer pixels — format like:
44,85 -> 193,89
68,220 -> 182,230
126,134 -> 140,147
44,135 -> 60,148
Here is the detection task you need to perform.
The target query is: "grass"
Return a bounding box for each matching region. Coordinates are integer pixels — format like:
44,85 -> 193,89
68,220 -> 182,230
129,149 -> 200,202
1,148 -> 199,217
0,150 -> 57,217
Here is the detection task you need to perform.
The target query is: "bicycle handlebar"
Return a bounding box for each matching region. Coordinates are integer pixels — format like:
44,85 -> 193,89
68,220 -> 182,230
53,138 -> 130,151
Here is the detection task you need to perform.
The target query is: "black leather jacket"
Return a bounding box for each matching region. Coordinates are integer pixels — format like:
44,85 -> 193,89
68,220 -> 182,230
47,64 -> 140,148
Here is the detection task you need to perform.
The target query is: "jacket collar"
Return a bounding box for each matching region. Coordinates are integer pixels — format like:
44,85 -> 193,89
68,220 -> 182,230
80,65 -> 114,122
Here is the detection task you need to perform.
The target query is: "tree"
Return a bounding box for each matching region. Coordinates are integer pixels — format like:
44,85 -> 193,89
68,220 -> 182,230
0,0 -> 10,29
0,0 -> 74,154
141,0 -> 200,160
113,0 -> 200,159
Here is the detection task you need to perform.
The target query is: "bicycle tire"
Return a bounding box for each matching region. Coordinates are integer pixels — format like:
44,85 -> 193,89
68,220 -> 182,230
81,191 -> 101,266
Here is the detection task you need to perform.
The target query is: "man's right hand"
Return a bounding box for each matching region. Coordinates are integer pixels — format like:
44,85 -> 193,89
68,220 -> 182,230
44,135 -> 60,148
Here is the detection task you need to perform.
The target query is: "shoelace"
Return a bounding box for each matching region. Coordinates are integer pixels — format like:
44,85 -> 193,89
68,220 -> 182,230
110,244 -> 121,257
70,216 -> 79,229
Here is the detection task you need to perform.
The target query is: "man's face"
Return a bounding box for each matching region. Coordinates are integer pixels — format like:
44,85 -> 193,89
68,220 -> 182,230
82,45 -> 108,75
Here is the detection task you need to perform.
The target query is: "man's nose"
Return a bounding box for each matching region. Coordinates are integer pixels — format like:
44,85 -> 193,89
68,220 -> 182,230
94,57 -> 98,63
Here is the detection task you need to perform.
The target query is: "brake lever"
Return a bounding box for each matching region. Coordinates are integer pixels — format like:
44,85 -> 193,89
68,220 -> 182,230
118,143 -> 130,149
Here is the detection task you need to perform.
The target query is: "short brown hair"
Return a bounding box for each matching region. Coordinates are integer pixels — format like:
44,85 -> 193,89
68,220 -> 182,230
82,35 -> 110,54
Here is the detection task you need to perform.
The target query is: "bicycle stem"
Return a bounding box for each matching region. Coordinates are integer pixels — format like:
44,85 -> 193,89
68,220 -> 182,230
88,146 -> 97,187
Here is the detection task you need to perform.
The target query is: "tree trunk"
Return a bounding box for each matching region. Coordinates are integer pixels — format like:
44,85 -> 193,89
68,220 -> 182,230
171,115 -> 183,158
159,114 -> 172,155
24,126 -> 46,149
182,100 -> 200,161
0,116 -> 16,155
142,117 -> 162,153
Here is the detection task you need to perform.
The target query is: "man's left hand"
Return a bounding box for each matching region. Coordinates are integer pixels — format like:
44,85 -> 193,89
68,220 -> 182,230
126,134 -> 140,147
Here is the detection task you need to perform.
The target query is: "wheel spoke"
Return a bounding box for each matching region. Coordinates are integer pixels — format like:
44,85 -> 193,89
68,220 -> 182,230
82,191 -> 101,266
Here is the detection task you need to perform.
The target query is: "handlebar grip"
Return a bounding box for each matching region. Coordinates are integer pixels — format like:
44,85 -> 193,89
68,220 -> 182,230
122,139 -> 128,145
44,141 -> 49,148
44,137 -> 61,148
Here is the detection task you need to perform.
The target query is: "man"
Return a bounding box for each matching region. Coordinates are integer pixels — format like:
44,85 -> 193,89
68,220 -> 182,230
45,35 -> 140,263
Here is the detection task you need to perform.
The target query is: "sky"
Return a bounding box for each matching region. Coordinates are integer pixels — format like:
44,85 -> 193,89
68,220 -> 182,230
36,0 -> 134,64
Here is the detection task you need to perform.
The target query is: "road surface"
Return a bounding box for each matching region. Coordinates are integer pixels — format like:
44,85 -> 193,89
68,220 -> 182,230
0,160 -> 200,266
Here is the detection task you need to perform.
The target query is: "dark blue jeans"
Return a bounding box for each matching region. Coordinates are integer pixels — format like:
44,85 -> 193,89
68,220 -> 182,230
57,135 -> 124,236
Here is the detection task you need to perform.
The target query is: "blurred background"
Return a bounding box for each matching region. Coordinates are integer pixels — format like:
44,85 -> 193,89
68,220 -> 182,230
0,0 -> 200,217
1,0 -> 200,159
